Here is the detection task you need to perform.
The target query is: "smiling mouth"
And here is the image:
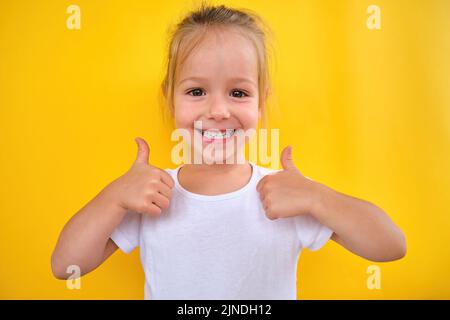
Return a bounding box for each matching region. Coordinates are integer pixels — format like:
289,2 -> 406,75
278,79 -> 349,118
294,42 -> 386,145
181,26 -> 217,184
194,128 -> 237,140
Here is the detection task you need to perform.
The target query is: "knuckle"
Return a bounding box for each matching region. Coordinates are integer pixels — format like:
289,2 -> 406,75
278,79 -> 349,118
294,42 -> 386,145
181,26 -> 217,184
145,198 -> 154,208
146,181 -> 158,190
151,207 -> 162,216
146,189 -> 156,198
141,201 -> 160,216
161,200 -> 170,209
138,204 -> 149,214
266,209 -> 277,220
150,168 -> 161,176
147,178 -> 159,186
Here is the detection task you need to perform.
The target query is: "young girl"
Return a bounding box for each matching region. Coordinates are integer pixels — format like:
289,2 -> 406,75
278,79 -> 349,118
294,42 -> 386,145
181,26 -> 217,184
51,4 -> 406,299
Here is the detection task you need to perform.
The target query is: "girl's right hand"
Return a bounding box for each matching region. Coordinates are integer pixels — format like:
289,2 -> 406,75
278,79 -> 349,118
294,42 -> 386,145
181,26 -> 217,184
109,137 -> 175,217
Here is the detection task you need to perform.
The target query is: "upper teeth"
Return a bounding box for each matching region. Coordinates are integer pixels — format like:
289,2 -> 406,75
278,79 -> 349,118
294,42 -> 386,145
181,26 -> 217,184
198,129 -> 235,139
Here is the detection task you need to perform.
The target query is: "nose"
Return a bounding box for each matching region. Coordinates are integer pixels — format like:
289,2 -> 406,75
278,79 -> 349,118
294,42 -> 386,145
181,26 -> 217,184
206,96 -> 231,121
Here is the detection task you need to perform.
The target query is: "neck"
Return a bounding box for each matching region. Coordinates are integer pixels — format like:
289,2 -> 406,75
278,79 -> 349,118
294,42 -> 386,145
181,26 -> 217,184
182,161 -> 250,175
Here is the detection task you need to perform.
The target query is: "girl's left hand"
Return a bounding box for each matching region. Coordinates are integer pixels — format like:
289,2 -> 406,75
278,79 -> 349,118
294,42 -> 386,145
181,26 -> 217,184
256,146 -> 320,220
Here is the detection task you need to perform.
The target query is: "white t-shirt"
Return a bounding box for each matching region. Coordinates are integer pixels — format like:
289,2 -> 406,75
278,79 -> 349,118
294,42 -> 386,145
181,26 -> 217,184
110,162 -> 333,300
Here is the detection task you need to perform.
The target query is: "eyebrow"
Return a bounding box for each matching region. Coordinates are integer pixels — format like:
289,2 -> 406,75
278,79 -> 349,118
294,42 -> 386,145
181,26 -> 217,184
178,76 -> 257,87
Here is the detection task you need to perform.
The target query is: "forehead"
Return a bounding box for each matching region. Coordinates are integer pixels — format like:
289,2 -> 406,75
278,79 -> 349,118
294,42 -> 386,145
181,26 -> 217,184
176,28 -> 258,84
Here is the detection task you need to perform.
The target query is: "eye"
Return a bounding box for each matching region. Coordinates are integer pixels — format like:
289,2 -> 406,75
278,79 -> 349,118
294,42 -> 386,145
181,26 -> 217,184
187,88 -> 205,97
230,90 -> 248,98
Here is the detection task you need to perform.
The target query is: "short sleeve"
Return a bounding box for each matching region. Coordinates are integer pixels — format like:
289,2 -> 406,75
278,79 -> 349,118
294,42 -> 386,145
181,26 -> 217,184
294,214 -> 334,251
110,210 -> 141,254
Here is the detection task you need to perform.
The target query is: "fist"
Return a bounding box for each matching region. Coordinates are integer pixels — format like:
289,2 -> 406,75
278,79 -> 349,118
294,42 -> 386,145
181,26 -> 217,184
256,146 -> 319,220
111,137 -> 175,217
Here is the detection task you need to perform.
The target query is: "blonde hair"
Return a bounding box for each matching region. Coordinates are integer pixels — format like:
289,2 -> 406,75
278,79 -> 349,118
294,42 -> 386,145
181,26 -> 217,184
159,2 -> 276,127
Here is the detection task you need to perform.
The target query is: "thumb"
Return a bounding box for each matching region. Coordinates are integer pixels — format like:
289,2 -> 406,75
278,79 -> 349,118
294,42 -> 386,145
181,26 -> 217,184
134,137 -> 150,165
280,145 -> 296,171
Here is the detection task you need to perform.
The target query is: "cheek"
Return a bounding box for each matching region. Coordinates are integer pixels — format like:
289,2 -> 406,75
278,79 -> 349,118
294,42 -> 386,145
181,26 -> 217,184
173,100 -> 199,128
236,105 -> 259,129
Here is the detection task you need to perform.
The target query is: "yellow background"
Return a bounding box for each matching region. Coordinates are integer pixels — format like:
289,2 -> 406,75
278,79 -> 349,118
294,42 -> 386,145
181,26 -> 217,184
1,0 -> 449,299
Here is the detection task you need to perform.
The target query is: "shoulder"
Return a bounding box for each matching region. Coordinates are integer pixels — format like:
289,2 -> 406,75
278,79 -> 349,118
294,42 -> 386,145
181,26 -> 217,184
162,165 -> 182,177
253,163 -> 315,182
251,162 -> 282,180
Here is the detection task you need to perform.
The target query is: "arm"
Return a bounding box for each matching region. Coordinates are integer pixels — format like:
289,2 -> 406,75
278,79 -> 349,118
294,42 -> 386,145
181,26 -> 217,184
311,181 -> 407,262
257,145 -> 406,262
51,180 -> 126,280
51,137 -> 175,280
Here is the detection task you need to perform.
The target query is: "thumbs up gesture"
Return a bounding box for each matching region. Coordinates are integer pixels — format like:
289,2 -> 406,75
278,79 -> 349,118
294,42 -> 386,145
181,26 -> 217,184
256,146 -> 319,220
109,137 -> 175,216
